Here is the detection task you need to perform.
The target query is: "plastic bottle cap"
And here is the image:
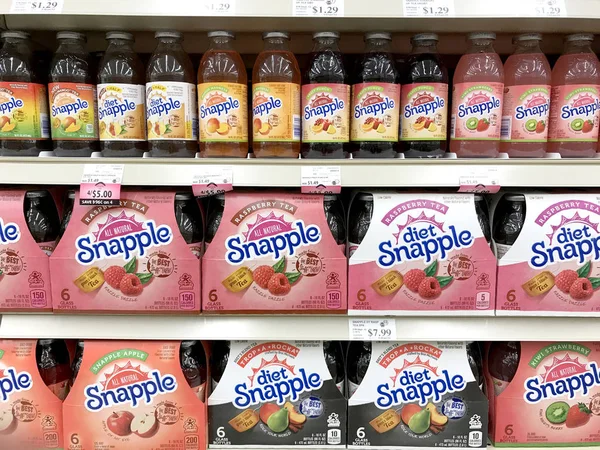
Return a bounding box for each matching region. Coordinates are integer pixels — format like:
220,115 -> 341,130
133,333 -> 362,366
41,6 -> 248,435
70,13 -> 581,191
106,31 -> 134,41
155,30 -> 183,40
365,32 -> 392,41
566,33 -> 594,42
412,33 -> 438,42
263,31 -> 289,40
57,31 -> 86,41
208,31 -> 235,39
513,32 -> 542,42
313,31 -> 340,40
467,32 -> 496,41
1,30 -> 30,40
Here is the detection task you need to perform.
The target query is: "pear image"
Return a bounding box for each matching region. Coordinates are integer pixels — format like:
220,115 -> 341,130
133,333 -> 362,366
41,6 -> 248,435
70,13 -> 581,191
267,407 -> 289,433
408,409 -> 431,434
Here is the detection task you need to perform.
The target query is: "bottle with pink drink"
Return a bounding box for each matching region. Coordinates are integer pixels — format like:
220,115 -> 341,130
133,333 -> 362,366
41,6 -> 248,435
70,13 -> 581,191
450,32 -> 504,158
500,33 -> 551,158
548,33 -> 600,157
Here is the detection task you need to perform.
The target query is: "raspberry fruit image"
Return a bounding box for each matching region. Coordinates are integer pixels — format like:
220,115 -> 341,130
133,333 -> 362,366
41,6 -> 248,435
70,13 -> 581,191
253,265 -> 275,289
418,277 -> 442,299
104,266 -> 126,289
119,274 -> 143,296
268,273 -> 291,296
555,269 -> 578,293
404,269 -> 426,292
570,277 -> 593,300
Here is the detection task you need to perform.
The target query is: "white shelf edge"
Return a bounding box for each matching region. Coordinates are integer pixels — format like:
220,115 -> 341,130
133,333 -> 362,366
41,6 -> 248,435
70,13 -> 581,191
1,314 -> 599,341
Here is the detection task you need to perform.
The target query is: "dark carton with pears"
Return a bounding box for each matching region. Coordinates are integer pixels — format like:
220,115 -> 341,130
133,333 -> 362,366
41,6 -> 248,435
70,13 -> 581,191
348,341 -> 488,449
208,341 -> 346,447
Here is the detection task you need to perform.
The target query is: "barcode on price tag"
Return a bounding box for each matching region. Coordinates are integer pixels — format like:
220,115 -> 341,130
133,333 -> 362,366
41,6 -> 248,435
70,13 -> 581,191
11,0 -> 64,13
529,0 -> 566,16
301,166 -> 341,194
293,0 -> 344,16
458,168 -> 500,194
80,164 -> 124,206
192,166 -> 233,198
403,0 -> 454,16
197,0 -> 236,15
349,319 -> 397,341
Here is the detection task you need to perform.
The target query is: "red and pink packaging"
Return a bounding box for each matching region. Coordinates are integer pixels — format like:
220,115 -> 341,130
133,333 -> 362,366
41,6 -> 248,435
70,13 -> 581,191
50,190 -> 201,313
64,340 -> 207,450
202,191 -> 347,313
0,190 -> 55,312
0,339 -> 64,449
348,191 -> 496,315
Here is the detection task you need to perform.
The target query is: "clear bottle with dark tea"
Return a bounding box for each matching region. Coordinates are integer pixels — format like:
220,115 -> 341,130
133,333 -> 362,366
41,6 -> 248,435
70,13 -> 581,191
24,190 -> 60,255
174,192 -> 203,258
180,340 -> 207,399
36,339 -> 72,401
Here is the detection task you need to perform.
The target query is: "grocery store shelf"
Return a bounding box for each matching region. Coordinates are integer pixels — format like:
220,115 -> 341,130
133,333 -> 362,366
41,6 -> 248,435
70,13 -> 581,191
1,0 -> 600,33
2,157 -> 600,188
1,314 -> 600,341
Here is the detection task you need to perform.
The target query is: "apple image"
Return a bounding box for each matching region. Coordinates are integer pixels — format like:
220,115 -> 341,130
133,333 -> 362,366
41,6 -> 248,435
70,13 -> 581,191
0,409 -> 16,435
131,412 -> 159,438
106,411 -> 134,436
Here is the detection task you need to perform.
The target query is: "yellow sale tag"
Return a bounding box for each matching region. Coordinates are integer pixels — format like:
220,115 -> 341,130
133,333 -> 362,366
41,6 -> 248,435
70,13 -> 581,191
522,271 -> 555,297
372,271 -> 403,296
369,409 -> 401,433
229,409 -> 259,432
222,267 -> 253,293
73,267 -> 105,293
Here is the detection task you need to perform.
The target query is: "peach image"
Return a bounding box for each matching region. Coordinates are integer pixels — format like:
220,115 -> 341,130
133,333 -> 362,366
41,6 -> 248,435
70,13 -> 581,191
259,122 -> 271,135
207,118 -> 220,133
216,122 -> 230,135
253,118 -> 262,134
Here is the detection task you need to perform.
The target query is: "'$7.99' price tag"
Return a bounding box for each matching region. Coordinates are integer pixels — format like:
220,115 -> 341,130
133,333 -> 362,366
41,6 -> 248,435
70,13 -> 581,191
79,164 -> 124,206
349,319 -> 397,341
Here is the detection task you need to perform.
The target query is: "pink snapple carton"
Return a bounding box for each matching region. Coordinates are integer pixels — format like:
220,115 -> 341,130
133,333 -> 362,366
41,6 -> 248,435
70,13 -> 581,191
348,191 -> 496,315
202,191 -> 347,313
64,340 -> 207,450
493,192 -> 600,315
51,190 -> 202,313
0,189 -> 60,312
0,339 -> 64,449
485,341 -> 600,446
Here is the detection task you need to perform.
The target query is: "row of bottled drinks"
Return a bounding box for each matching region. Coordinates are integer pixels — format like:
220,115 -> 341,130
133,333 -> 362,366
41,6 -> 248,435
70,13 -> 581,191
2,338 -> 593,449
2,28 -> 600,158
2,187 -> 598,316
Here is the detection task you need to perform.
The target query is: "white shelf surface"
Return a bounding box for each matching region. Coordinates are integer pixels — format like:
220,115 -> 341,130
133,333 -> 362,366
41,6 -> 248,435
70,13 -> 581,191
1,314 -> 598,341
1,157 -> 600,187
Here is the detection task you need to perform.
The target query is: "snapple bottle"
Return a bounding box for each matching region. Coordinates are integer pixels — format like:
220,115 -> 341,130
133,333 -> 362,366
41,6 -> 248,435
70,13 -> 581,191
146,31 -> 198,157
198,31 -> 248,157
548,33 -> 600,157
36,339 -> 72,401
0,31 -> 50,156
347,341 -> 371,397
180,340 -> 207,400
49,31 -> 98,156
450,32 -> 504,158
97,32 -> 146,157
488,341 -> 521,395
500,34 -> 551,157
210,340 -> 230,390
302,32 -> 350,159
25,190 -> 60,255
252,32 -> 301,158
400,33 -> 448,158
351,32 -> 401,158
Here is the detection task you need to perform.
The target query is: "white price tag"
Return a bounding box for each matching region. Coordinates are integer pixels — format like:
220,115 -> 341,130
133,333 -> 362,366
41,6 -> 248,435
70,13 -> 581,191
349,319 -> 397,341
458,168 -> 500,194
80,164 -> 124,206
81,164 -> 124,185
10,0 -> 64,13
529,0 -> 566,16
403,0 -> 454,16
192,165 -> 233,198
301,166 -> 341,194
293,0 -> 344,16
198,0 -> 236,15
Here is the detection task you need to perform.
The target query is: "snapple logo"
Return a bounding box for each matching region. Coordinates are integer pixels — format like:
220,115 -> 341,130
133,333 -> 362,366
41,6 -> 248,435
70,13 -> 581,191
225,213 -> 321,265
404,89 -> 445,119
0,218 -> 20,244
377,213 -> 473,268
515,92 -> 550,120
253,93 -> 282,117
147,96 -> 181,118
234,357 -> 322,408
0,367 -> 33,402
99,97 -> 137,120
51,98 -> 89,117
0,96 -> 23,115
561,92 -> 600,119
75,211 -> 173,265
354,91 -> 394,119
200,92 -> 239,118
457,90 -> 501,118
304,92 -> 344,119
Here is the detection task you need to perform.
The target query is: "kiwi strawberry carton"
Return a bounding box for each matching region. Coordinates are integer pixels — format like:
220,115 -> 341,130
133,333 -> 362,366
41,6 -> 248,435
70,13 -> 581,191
208,340 -> 347,448
202,191 -> 347,313
50,189 -> 202,313
64,340 -> 208,450
484,341 -> 600,446
347,341 -> 488,449
0,339 -> 65,449
348,191 -> 496,315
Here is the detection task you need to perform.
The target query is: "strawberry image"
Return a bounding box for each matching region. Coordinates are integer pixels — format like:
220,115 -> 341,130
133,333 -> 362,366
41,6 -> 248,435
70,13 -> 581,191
535,120 -> 545,133
566,403 -> 591,428
476,118 -> 490,132
582,120 -> 594,133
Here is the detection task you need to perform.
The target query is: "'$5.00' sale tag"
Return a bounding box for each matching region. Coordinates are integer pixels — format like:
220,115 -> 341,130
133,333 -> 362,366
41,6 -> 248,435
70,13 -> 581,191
80,164 -> 124,206
192,166 -> 234,198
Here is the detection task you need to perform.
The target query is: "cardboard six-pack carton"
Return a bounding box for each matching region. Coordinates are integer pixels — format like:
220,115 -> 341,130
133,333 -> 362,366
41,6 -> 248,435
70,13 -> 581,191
63,340 -> 207,450
50,190 -> 201,313
202,192 -> 347,313
348,192 -> 496,315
